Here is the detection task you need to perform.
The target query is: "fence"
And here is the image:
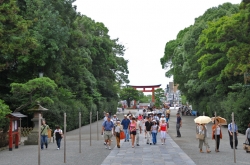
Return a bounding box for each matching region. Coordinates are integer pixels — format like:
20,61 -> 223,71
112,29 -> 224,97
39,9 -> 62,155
20,127 -> 33,137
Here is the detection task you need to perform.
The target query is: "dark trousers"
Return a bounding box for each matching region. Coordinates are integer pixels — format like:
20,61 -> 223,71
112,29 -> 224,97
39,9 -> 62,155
228,131 -> 238,148
213,135 -> 220,150
176,124 -> 181,137
56,138 -> 61,148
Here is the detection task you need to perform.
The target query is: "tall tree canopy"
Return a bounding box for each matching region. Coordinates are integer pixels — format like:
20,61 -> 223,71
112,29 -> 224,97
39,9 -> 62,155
0,0 -> 129,131
161,1 -> 250,132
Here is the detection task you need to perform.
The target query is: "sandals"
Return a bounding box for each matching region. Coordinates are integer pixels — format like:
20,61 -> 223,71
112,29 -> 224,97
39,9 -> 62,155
207,150 -> 211,153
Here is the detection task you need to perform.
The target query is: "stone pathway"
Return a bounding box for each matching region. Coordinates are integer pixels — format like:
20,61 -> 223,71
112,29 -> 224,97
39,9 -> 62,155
101,109 -> 196,165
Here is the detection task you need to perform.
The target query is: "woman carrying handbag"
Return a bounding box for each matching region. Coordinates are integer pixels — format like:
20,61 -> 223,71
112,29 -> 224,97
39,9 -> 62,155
198,124 -> 211,153
114,120 -> 123,148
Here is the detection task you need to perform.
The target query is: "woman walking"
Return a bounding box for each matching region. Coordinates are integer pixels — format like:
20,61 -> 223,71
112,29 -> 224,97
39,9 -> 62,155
159,119 -> 168,145
212,119 -> 222,152
245,123 -> 250,145
54,126 -> 63,150
114,120 -> 123,148
198,124 -> 211,153
151,120 -> 158,145
129,117 -> 137,148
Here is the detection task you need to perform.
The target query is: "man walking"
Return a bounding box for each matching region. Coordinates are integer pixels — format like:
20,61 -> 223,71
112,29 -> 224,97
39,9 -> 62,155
228,120 -> 238,149
121,115 -> 130,142
176,113 -> 182,137
102,116 -> 114,150
135,116 -> 141,146
41,120 -> 50,150
145,116 -> 153,145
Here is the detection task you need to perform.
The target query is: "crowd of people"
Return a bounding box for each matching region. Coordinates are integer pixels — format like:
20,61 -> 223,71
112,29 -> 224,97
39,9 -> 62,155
101,106 -> 183,149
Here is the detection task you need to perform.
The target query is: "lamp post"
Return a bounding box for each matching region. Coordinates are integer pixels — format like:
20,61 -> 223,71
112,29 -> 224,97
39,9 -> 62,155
24,102 -> 48,145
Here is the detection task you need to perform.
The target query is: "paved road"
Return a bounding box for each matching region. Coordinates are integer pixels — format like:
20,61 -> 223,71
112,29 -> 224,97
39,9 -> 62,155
167,108 -> 250,165
101,109 -> 196,165
1,108 -> 249,165
0,110 -> 127,165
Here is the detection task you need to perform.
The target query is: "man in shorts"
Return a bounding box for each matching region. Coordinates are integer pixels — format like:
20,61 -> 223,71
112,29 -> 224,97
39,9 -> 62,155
102,116 -> 114,150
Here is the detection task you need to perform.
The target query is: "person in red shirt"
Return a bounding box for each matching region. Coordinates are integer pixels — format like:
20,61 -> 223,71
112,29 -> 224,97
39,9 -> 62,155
159,119 -> 168,145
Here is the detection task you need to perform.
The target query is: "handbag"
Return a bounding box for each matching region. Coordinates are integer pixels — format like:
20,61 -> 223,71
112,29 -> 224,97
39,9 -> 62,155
243,139 -> 249,150
120,131 -> 125,139
196,133 -> 204,140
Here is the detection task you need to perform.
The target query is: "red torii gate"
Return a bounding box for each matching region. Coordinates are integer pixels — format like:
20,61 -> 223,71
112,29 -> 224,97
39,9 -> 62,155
128,84 -> 161,108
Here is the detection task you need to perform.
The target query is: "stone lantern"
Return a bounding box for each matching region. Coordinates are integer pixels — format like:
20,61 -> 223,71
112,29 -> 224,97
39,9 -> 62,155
24,103 -> 48,145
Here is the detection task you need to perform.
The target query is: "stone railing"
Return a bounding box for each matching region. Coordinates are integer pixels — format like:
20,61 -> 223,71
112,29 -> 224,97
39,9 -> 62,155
20,127 -> 33,137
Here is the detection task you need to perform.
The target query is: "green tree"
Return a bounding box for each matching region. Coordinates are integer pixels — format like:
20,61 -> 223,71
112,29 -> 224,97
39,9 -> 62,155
154,88 -> 165,108
119,87 -> 140,108
0,99 -> 11,130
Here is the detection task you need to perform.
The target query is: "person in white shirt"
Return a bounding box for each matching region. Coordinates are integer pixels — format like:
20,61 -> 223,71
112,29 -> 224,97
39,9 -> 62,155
135,116 -> 142,146
54,126 -> 63,150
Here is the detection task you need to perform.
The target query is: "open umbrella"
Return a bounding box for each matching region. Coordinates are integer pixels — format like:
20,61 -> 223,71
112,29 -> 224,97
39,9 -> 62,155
194,116 -> 211,124
211,116 -> 227,125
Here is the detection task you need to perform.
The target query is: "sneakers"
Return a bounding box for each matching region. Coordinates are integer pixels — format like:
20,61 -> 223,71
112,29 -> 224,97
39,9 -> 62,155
150,143 -> 152,145
109,146 -> 111,150
136,144 -> 140,146
105,145 -> 108,149
162,143 -> 163,145
57,148 -> 59,150
104,142 -> 106,145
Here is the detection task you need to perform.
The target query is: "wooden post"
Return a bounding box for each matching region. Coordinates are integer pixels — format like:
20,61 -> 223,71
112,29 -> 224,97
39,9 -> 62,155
9,119 -> 12,151
232,112 -> 236,163
97,111 -> 99,141
64,113 -> 66,163
38,114 -> 41,165
79,112 -> 81,153
214,112 -> 217,151
90,111 -> 92,146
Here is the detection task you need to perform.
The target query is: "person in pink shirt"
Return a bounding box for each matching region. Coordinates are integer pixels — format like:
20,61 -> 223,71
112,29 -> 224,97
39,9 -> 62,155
129,117 -> 137,148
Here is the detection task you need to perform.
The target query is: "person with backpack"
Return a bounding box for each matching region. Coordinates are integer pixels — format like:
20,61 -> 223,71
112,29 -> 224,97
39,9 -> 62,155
41,120 -> 50,150
228,121 -> 238,149
102,116 -> 114,150
54,126 -> 63,150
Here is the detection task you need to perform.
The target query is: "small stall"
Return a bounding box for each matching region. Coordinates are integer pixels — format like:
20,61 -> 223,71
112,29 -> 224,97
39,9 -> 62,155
6,112 -> 27,151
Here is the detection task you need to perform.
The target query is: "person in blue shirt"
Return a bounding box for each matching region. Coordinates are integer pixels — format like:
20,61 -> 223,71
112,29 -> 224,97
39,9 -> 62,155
228,121 -> 238,149
102,116 -> 114,150
121,115 -> 130,142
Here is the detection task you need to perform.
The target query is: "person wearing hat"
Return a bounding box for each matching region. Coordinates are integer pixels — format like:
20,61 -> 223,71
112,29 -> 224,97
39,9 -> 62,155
115,120 -> 123,148
121,115 -> 130,142
151,120 -> 158,145
102,116 -> 114,150
135,116 -> 141,146
158,119 -> 168,145
160,114 -> 166,123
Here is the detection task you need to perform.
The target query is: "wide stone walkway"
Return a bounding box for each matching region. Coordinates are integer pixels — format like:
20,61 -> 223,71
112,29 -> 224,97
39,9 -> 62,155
101,110 -> 196,165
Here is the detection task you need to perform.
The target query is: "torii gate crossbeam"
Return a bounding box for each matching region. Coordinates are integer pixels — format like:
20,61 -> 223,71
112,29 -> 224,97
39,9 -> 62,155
128,84 -> 161,108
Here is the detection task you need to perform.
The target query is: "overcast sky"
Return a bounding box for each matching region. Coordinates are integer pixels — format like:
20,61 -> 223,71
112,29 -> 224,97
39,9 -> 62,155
74,0 -> 241,91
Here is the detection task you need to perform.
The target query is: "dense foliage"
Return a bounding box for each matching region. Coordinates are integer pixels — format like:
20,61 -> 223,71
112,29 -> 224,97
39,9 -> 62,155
160,1 -> 250,133
119,87 -> 140,108
0,0 -> 129,131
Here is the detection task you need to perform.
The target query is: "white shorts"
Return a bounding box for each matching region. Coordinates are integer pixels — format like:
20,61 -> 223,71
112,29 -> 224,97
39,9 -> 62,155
160,131 -> 166,139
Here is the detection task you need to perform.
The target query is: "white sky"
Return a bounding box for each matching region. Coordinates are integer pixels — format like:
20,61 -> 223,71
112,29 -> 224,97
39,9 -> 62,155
74,0 -> 241,92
